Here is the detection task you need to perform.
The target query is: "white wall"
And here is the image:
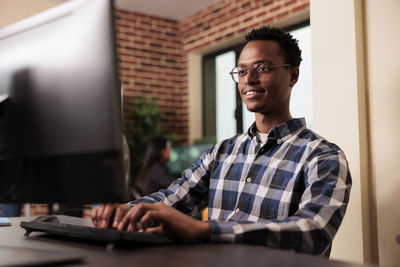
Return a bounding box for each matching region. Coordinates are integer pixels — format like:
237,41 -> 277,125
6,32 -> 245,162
310,0 -> 366,263
311,0 -> 400,266
364,1 -> 400,265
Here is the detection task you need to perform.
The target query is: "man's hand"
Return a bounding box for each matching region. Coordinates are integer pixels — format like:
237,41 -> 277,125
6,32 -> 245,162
117,202 -> 211,241
91,203 -> 131,229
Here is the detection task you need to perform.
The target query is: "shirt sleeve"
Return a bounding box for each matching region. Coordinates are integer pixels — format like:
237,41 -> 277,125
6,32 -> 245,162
208,150 -> 352,255
127,146 -> 214,217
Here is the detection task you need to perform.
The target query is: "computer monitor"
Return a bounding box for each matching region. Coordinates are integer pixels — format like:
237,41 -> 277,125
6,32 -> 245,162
0,0 -> 127,204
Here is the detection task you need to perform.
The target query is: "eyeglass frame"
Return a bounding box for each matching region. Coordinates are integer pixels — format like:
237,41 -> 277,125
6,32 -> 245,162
229,63 -> 292,83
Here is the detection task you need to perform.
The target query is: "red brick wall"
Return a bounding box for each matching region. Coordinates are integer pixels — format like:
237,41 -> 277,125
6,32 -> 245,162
116,10 -> 187,143
117,0 -> 309,145
180,0 -> 309,52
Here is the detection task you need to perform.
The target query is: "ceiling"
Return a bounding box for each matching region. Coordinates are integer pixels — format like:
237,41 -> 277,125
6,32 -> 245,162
115,0 -> 221,21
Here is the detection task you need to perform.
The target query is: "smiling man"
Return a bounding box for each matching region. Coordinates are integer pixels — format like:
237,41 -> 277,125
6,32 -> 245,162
92,26 -> 352,255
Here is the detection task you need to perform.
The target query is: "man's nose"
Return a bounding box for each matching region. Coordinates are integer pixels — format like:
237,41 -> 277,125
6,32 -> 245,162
244,69 -> 259,84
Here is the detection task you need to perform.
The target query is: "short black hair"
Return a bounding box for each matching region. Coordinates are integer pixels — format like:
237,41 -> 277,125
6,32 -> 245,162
245,25 -> 302,67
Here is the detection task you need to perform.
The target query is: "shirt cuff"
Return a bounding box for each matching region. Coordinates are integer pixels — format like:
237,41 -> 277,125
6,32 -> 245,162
208,220 -> 243,243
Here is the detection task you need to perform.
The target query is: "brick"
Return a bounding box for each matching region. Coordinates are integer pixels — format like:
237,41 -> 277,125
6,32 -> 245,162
284,0 -> 297,7
243,16 -> 253,23
276,11 -> 289,19
263,0 -> 273,6
241,1 -> 251,9
270,5 -> 281,12
292,2 -> 309,12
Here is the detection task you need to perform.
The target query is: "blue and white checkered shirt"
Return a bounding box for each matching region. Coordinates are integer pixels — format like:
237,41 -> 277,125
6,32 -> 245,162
131,118 -> 352,255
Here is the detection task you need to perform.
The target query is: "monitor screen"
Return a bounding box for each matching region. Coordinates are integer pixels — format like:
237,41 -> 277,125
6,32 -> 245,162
0,0 -> 127,204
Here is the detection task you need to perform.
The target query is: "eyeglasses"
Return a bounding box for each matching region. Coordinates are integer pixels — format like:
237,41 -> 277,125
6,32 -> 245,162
229,63 -> 292,83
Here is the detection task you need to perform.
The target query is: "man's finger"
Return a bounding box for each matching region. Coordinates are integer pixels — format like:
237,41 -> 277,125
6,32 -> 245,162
96,205 -> 105,224
118,208 -> 134,231
113,204 -> 129,228
91,208 -> 98,226
119,203 -> 150,231
145,225 -> 163,235
139,210 -> 161,229
100,204 -> 115,228
120,211 -> 141,232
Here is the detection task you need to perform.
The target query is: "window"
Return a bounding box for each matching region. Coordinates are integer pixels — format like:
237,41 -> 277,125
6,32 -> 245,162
202,45 -> 242,142
202,23 -> 312,142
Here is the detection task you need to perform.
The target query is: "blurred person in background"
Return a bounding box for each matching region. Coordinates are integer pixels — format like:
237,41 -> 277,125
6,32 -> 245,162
133,137 -> 175,197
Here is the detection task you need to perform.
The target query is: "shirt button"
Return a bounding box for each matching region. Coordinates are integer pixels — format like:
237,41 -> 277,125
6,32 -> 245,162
246,177 -> 252,183
277,139 -> 282,144
235,208 -> 240,213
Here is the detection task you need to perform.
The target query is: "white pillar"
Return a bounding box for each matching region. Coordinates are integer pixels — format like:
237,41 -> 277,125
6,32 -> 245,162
310,0 -> 368,263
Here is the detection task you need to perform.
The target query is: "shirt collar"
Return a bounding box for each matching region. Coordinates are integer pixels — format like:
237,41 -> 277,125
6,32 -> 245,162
247,118 -> 307,143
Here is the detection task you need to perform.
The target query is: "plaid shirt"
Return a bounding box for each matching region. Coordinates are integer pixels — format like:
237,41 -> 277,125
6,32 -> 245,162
131,118 -> 352,255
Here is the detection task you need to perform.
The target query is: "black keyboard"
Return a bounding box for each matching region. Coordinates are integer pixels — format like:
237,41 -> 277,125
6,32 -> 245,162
20,215 -> 173,246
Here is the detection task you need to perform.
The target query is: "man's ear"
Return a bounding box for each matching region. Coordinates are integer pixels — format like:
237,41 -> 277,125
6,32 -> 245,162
289,67 -> 299,88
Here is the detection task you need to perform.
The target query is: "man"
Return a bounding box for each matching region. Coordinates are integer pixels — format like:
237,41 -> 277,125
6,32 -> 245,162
92,26 -> 352,255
